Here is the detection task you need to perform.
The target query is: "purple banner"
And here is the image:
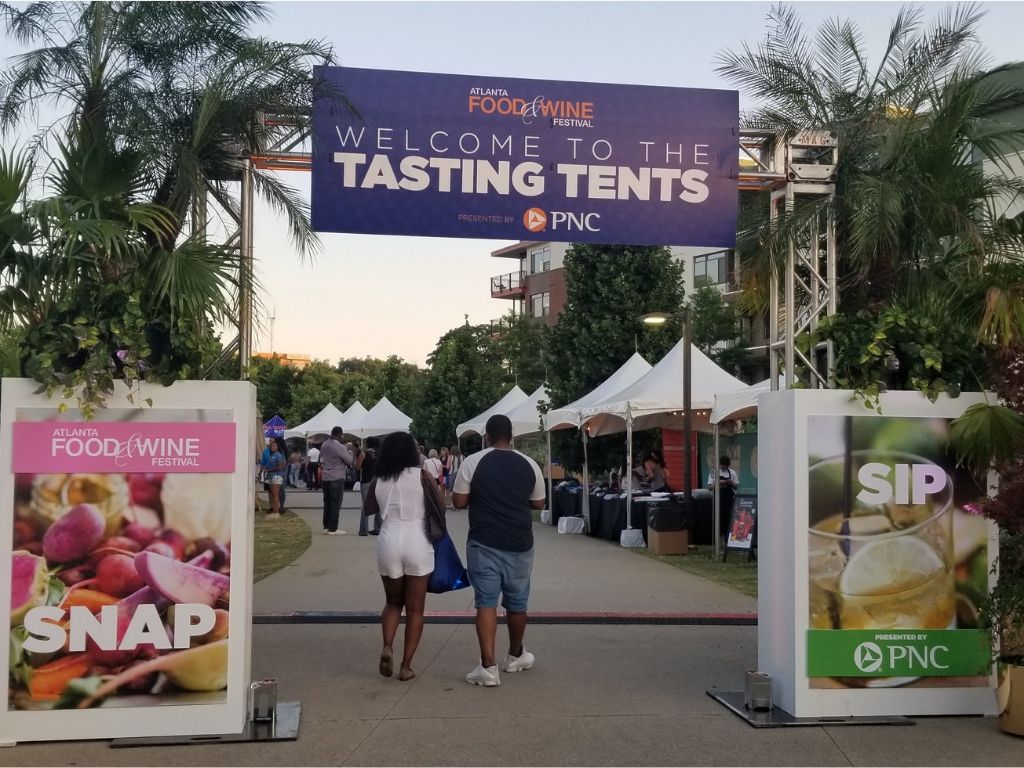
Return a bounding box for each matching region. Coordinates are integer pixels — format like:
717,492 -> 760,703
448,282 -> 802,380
312,67 -> 738,247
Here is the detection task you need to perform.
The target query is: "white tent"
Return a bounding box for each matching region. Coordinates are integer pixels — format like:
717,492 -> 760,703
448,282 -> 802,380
284,403 -> 346,440
543,353 -> 652,431
341,401 -> 369,425
347,396 -> 413,439
456,385 -> 529,438
710,377 -> 784,425
580,338 -> 749,437
505,385 -> 550,438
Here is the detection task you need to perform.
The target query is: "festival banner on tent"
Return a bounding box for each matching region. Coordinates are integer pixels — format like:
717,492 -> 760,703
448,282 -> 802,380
0,379 -> 256,743
312,67 -> 739,246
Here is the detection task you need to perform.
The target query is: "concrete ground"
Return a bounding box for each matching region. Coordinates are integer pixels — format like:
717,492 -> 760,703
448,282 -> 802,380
4,490 -> 1023,766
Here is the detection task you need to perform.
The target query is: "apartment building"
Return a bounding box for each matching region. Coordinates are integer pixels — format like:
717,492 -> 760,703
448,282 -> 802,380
488,241 -> 769,378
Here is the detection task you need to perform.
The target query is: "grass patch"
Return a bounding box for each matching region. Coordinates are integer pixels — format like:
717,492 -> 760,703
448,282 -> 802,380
253,503 -> 312,583
640,545 -> 758,598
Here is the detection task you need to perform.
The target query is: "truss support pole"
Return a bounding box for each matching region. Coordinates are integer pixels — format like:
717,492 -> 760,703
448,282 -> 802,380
239,157 -> 255,379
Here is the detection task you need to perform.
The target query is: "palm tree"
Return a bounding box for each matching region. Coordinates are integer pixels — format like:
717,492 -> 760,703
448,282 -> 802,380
719,4 -> 1024,466
0,1 -> 339,254
720,3 -> 1024,305
0,1 -> 349,409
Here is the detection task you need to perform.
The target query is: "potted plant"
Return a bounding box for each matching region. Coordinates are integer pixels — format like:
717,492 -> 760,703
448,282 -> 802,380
951,347 -> 1024,734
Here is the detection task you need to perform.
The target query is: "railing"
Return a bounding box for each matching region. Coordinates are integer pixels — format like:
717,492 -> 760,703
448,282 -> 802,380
489,317 -> 512,336
490,270 -> 526,297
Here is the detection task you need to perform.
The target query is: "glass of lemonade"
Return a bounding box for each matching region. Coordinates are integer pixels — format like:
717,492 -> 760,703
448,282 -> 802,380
809,450 -> 955,683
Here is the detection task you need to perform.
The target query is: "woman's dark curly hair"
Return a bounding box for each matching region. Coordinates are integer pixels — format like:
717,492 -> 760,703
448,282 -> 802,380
375,431 -> 421,481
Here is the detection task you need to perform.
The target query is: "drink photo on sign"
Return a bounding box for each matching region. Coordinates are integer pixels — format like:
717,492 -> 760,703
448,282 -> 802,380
806,415 -> 991,689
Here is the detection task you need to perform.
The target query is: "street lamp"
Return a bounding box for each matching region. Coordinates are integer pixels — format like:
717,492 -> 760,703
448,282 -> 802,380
641,309 -> 694,507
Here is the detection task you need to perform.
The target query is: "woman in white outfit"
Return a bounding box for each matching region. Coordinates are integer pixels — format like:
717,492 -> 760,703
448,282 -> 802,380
368,431 -> 435,681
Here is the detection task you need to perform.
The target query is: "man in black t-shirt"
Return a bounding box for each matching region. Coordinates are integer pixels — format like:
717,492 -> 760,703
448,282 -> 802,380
453,414 -> 546,687
357,436 -> 380,536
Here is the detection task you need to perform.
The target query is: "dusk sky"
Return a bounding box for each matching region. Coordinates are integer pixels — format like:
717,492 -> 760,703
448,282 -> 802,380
8,2 -> 1024,366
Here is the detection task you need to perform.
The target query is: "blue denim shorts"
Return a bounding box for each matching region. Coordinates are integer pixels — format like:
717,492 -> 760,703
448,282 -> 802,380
466,540 -> 534,612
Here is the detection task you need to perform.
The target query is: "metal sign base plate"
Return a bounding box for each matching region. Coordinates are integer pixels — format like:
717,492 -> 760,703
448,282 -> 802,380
109,701 -> 301,747
707,689 -> 915,728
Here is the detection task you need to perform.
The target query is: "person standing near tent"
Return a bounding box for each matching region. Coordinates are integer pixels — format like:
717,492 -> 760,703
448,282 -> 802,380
453,414 -> 546,687
357,436 -> 381,536
708,455 -> 739,542
261,438 -> 287,519
423,449 -> 444,489
307,442 -> 321,490
644,449 -> 670,492
321,427 -> 356,535
288,449 -> 302,488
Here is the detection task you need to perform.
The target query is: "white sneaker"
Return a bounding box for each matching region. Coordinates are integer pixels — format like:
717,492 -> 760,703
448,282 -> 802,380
325,529 -> 346,536
266,513 -> 280,519
465,663 -> 500,687
503,649 -> 535,673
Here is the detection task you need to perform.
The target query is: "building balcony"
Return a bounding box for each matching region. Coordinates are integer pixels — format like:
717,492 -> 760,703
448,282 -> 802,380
490,270 -> 526,299
489,317 -> 512,337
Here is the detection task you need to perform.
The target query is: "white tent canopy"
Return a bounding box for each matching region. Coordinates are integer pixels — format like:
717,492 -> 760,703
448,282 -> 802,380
580,338 -> 749,436
347,396 -> 413,439
456,385 -> 529,438
341,401 -> 369,425
284,402 -> 346,440
543,353 -> 652,432
710,377 -> 784,425
505,385 -> 550,438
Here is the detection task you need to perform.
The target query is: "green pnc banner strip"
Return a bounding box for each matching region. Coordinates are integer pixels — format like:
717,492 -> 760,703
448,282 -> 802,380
807,630 -> 991,677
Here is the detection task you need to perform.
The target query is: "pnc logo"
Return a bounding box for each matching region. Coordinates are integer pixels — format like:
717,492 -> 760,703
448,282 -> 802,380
523,207 -> 547,233
853,642 -> 884,673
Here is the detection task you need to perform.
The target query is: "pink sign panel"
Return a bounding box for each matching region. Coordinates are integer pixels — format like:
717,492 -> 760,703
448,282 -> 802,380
13,422 -> 236,474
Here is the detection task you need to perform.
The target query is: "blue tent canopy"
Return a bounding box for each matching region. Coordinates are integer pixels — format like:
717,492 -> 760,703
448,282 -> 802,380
263,414 -> 287,439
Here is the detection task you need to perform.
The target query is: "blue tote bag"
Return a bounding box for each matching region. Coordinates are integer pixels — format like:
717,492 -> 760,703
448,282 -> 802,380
428,534 -> 471,594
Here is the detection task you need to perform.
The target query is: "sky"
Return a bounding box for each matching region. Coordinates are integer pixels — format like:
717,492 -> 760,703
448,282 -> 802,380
6,1 -> 1024,366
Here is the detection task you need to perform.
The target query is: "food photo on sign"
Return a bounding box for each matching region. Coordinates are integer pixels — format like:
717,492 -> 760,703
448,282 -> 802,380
8,417 -> 235,711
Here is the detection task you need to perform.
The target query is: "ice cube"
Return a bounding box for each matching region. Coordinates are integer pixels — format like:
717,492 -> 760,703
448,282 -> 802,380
845,515 -> 894,535
886,502 -> 932,530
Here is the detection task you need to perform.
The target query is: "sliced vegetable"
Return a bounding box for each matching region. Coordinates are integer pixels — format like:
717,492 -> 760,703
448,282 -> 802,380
28,652 -> 93,700
134,552 -> 228,606
42,504 -> 105,563
11,550 -> 49,626
77,639 -> 229,707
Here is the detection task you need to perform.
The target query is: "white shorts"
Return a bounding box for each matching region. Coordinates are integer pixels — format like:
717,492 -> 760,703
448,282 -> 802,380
376,519 -> 434,578
270,475 -> 283,486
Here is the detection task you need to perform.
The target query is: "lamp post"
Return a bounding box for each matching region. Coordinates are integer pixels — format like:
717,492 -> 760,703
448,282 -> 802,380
640,309 -> 694,502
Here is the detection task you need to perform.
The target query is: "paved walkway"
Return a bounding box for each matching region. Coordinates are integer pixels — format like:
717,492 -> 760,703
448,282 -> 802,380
5,489 -> 1023,766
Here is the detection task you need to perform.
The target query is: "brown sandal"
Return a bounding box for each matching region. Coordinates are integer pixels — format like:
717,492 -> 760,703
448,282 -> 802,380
398,664 -> 415,681
379,648 -> 393,678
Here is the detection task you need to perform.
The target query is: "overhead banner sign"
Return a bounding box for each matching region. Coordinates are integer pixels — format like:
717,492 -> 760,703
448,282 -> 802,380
311,67 -> 739,246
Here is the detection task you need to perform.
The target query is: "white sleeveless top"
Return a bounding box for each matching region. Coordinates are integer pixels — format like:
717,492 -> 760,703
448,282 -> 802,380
374,467 -> 426,523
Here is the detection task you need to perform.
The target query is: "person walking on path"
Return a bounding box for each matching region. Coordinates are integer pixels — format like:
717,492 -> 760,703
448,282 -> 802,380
288,449 -> 302,488
446,445 -> 462,507
423,449 -> 444,489
362,431 -> 440,682
307,443 -> 321,490
453,414 -> 546,687
321,427 -> 356,535
357,436 -> 381,536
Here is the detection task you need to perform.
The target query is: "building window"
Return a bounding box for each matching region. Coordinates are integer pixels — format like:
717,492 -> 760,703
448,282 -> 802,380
530,246 -> 551,274
694,251 -> 727,287
531,292 -> 550,318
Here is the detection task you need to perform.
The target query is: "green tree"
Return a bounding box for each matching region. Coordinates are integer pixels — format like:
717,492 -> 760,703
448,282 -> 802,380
686,286 -> 749,377
546,244 -> 686,473
249,356 -> 298,421
490,310 -> 548,394
414,323 -> 504,449
285,360 -> 343,426
335,355 -> 423,414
